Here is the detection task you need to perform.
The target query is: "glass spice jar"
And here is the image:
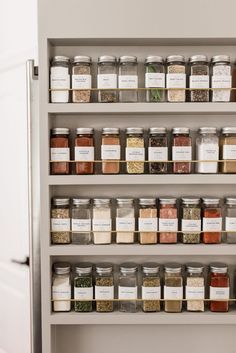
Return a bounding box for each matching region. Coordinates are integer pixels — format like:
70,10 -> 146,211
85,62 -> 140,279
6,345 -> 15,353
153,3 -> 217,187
159,198 -> 178,244
181,197 -> 201,244
189,55 -> 209,102
211,55 -> 232,102
95,263 -> 114,312
74,128 -> 94,175
51,198 -> 71,244
138,198 -> 158,244
97,55 -> 117,103
50,128 -> 70,175
209,263 -> 230,312
225,197 -> 236,244
141,263 -> 161,312
196,127 -> 219,174
119,56 -> 138,102
50,56 -> 70,103
172,127 -> 192,174
164,263 -> 183,313
220,127 -> 236,173
72,56 -> 92,103
116,198 -> 135,244
74,263 -> 93,312
52,262 -> 71,312
71,198 -> 91,245
118,263 -> 138,313
166,55 -> 186,102
202,198 -> 222,244
185,263 -> 205,312
148,127 -> 168,174
93,199 -> 112,244
101,128 -> 121,174
125,127 -> 145,174
145,56 -> 165,102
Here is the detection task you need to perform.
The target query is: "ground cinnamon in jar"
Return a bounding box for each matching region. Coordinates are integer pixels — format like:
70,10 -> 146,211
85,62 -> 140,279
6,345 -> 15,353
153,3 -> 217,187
74,128 -> 94,174
101,128 -> 120,174
50,128 -> 70,175
202,198 -> 222,244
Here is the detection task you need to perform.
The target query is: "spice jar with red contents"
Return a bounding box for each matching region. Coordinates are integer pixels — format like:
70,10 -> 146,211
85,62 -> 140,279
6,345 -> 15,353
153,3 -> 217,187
172,127 -> 192,174
159,198 -> 178,243
74,128 -> 94,174
202,198 -> 222,244
50,128 -> 70,175
209,263 -> 230,312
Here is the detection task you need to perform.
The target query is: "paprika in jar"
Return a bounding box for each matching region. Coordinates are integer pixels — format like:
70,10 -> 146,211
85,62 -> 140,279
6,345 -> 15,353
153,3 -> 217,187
50,128 -> 70,175
202,198 -> 222,244
159,198 -> 178,243
209,263 -> 230,312
172,127 -> 192,174
74,128 -> 94,174
101,128 -> 120,174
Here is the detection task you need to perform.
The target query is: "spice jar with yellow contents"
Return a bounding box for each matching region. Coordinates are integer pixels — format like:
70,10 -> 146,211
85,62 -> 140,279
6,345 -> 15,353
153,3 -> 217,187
138,198 -> 158,244
220,127 -> 236,173
95,263 -> 114,313
101,128 -> 121,174
164,263 -> 183,313
141,263 -> 161,312
125,127 -> 145,174
72,56 -> 92,103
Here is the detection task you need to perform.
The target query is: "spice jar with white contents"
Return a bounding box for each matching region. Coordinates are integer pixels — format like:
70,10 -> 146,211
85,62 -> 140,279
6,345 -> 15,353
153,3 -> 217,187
51,198 -> 71,244
116,199 -> 135,244
172,127 -> 192,174
202,198 -> 222,244
71,198 -> 91,245
185,263 -> 205,312
50,56 -> 70,103
189,55 -> 209,102
196,127 -> 219,174
101,128 -> 121,174
119,56 -> 138,102
50,128 -> 70,175
166,55 -> 186,102
52,263 -> 71,312
148,127 -> 168,174
93,199 -> 112,244
95,263 -> 114,313
159,198 -> 178,244
164,263 -> 183,313
145,56 -> 165,102
220,127 -> 236,173
138,198 -> 158,244
74,263 -> 93,312
141,263 -> 161,312
181,197 -> 201,244
209,263 -> 230,312
74,128 -> 94,175
211,55 -> 232,102
72,56 -> 92,103
97,56 -> 117,103
126,128 -> 145,174
118,263 -> 138,313
225,197 -> 236,244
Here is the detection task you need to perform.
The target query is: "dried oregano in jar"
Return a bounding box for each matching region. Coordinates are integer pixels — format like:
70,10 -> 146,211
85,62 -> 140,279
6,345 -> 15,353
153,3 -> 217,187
142,263 -> 161,312
51,198 -> 71,244
181,197 -> 201,244
74,263 -> 93,312
125,127 -> 145,174
95,263 -> 114,312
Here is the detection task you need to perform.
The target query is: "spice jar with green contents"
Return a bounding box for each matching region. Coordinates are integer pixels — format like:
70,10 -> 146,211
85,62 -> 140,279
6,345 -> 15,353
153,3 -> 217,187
148,127 -> 168,174
220,127 -> 236,173
72,56 -> 92,103
185,263 -> 205,312
74,263 -> 93,312
189,55 -> 209,102
125,127 -> 145,174
118,263 -> 138,313
181,197 -> 201,244
97,55 -> 117,103
51,197 -> 71,244
166,55 -> 186,102
141,263 -> 161,312
95,263 -> 114,312
164,263 -> 183,313
145,56 -> 165,102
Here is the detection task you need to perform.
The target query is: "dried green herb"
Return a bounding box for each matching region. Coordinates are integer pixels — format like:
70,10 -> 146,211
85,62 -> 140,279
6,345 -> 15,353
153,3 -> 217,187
142,277 -> 160,312
74,276 -> 93,312
95,277 -> 114,312
182,207 -> 201,244
147,65 -> 163,102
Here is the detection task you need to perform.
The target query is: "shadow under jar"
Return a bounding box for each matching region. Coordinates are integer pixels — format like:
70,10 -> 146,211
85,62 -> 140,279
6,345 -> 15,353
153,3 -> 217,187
116,198 -> 135,244
97,55 -> 117,103
148,127 -> 168,174
211,55 -> 232,102
51,197 -> 71,244
52,262 -> 71,312
145,55 -> 165,102
225,197 -> 236,243
72,55 -> 92,103
189,55 -> 210,102
118,263 -> 138,313
181,197 -> 201,244
164,263 -> 183,313
185,263 -> 205,312
125,127 -> 145,174
95,263 -> 114,313
119,56 -> 138,102
159,198 -> 178,244
172,127 -> 192,174
209,263 -> 230,312
71,198 -> 91,245
202,198 -> 222,244
166,55 -> 186,102
138,198 -> 158,244
50,56 -> 70,103
50,128 -> 70,175
74,128 -> 94,174
196,127 -> 219,174
101,127 -> 121,174
220,127 -> 236,173
141,263 -> 161,312
74,263 -> 93,312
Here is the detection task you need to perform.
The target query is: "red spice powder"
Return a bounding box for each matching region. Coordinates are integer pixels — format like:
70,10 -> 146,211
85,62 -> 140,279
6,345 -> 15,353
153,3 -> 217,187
159,205 -> 177,243
210,273 -> 229,312
172,135 -> 192,174
50,135 -> 70,175
203,208 -> 222,244
75,134 -> 94,174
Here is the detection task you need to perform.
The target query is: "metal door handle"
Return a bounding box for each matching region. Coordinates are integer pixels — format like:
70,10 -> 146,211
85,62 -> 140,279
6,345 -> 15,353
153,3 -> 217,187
11,256 -> 30,266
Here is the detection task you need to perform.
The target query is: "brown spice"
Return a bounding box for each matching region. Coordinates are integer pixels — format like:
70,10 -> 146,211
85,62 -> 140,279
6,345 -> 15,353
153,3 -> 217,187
102,130 -> 120,174
50,129 -> 70,175
75,129 -> 94,174
139,207 -> 157,244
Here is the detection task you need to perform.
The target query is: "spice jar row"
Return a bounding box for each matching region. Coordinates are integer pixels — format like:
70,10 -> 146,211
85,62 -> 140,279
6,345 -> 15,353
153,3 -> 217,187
51,196 -> 236,245
50,126 -> 236,175
50,54 -> 234,103
52,261 -> 232,313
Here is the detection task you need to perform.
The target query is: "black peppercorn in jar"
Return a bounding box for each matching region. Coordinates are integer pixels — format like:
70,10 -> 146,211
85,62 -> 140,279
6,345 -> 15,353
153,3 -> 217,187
72,56 -> 92,103
148,127 -> 168,174
95,263 -> 114,312
189,55 -> 209,102
97,56 -> 117,103
145,56 -> 165,102
50,56 -> 70,103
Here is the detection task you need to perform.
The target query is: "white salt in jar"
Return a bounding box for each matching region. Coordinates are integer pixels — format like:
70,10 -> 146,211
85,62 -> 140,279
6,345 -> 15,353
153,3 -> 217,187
52,262 -> 71,312
196,127 -> 219,173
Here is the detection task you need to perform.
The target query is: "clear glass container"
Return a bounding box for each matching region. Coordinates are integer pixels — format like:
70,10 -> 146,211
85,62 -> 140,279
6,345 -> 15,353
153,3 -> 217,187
209,263 -> 229,312
119,56 -> 138,102
97,55 -> 117,103
141,263 -> 161,312
74,263 -> 93,312
220,127 -> 236,173
211,55 -> 232,102
72,56 -> 92,103
196,127 -> 219,173
50,128 -> 70,175
164,263 -> 183,313
148,127 -> 168,174
202,198 -> 222,244
189,55 -> 209,102
116,198 -> 135,244
166,55 -> 186,102
185,263 -> 205,312
93,199 -> 112,244
95,263 -> 114,312
225,197 -> 236,243
101,128 -> 121,174
50,56 -> 70,103
118,263 -> 138,313
52,262 -> 71,312
138,198 -> 158,244
159,198 -> 178,243
145,56 -> 165,102
181,197 -> 201,244
74,128 -> 94,175
71,198 -> 91,244
51,198 -> 71,244
125,127 -> 145,174
172,127 -> 192,174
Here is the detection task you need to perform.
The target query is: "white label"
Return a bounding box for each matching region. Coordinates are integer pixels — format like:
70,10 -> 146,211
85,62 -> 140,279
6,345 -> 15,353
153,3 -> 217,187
166,73 -> 186,88
72,219 -> 91,232
185,286 -> 205,300
51,148 -> 70,161
52,286 -> 71,300
210,287 -> 229,300
212,75 -> 232,89
198,144 -> 219,160
226,217 -> 236,231
172,146 -> 192,161
72,74 -> 92,89
51,67 -> 70,89
139,218 -> 158,231
116,218 -> 135,231
95,286 -> 114,300
190,75 -> 209,88
97,74 -> 117,89
148,147 -> 168,161
92,219 -> 111,231
159,218 -> 178,232
74,146 -> 94,161
145,73 -> 165,88
223,145 -> 236,160
101,145 -> 121,160
126,148 -> 145,161
142,286 -> 161,300
51,218 -> 70,232
182,219 -> 201,232
164,286 -> 183,299
119,75 -> 138,89
118,286 -> 137,300
203,218 -> 222,231
74,287 -> 93,300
